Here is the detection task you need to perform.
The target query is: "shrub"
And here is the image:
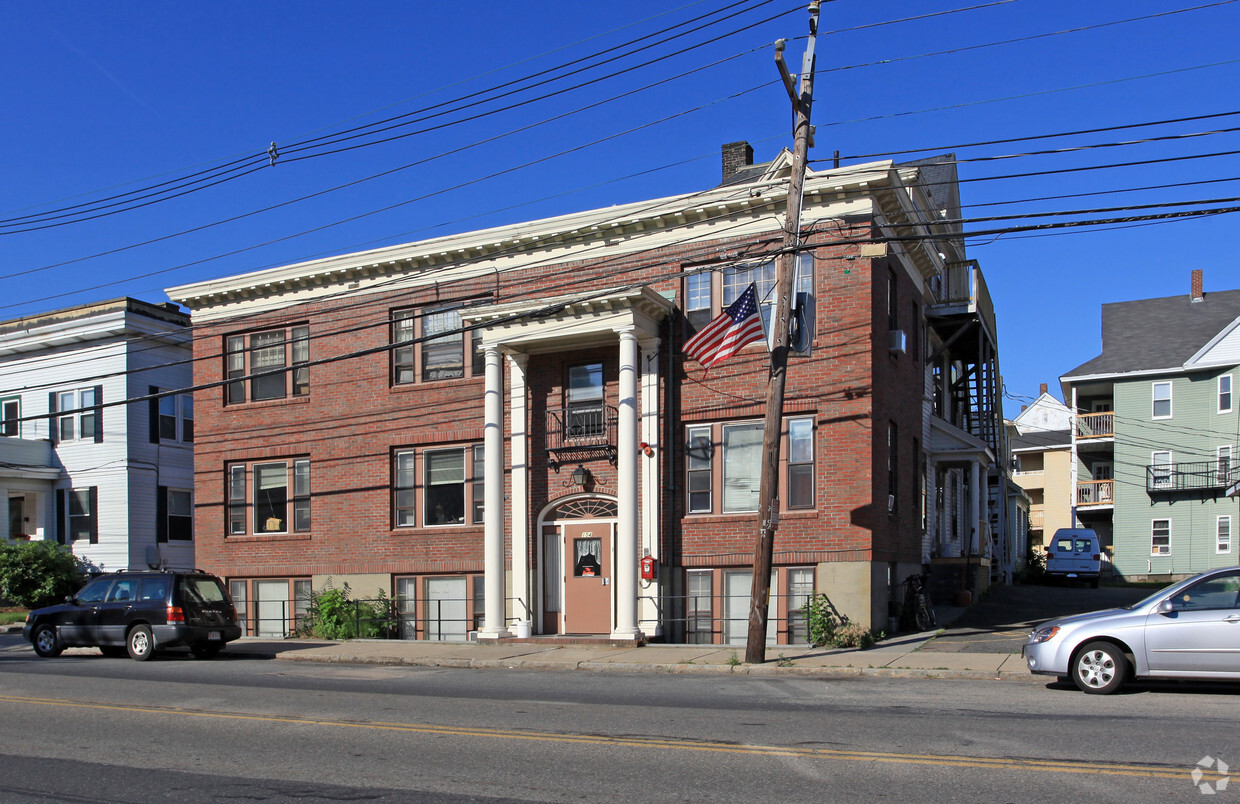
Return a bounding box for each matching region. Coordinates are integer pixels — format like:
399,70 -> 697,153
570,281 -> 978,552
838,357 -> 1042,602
0,540 -> 88,608
296,579 -> 394,640
802,593 -> 883,649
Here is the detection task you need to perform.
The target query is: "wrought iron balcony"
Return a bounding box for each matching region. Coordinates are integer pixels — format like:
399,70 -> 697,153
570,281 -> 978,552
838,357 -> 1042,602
1146,459 -> 1239,493
545,405 -> 617,468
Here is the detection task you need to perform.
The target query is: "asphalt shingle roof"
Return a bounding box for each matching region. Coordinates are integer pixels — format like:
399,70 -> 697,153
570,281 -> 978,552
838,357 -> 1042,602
1063,288 -> 1240,378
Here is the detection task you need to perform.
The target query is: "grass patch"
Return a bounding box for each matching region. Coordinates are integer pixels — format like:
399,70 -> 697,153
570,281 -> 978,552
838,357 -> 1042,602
0,612 -> 28,625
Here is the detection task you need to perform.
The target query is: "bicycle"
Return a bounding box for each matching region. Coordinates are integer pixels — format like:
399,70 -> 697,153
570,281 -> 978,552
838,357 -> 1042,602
900,572 -> 937,632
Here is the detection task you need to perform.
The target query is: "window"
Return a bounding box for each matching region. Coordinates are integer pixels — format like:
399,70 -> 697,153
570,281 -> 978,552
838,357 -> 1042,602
787,567 -> 815,644
686,570 -> 713,644
57,487 -> 97,544
392,446 -> 485,528
1152,519 -> 1171,555
566,363 -> 604,437
225,460 -> 310,535
887,421 -> 899,513
53,386 -> 101,443
689,255 -> 814,338
685,272 -> 713,332
1152,381 -> 1172,419
722,422 -> 763,513
1151,450 -> 1173,489
1221,374 -> 1234,414
685,419 -> 814,515
150,388 -> 194,443
226,326 -> 309,404
157,487 -> 193,542
1167,572 -> 1240,611
887,269 -> 898,332
787,417 -> 814,509
1,396 -> 18,437
1220,446 -> 1234,486
686,425 -> 713,513
1219,516 -> 1232,554
392,307 -> 484,384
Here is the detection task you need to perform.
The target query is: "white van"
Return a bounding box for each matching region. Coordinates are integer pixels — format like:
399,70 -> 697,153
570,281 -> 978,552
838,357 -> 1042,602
1045,528 -> 1102,587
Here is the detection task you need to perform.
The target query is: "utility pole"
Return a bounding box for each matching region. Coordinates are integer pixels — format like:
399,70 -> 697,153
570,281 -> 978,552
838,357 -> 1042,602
745,0 -> 819,664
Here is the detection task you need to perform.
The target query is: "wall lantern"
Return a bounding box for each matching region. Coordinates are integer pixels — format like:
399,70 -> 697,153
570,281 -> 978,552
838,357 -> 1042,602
571,464 -> 591,487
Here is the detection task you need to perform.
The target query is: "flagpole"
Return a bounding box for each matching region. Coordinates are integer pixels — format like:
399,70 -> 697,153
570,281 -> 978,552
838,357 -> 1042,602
745,1 -> 819,664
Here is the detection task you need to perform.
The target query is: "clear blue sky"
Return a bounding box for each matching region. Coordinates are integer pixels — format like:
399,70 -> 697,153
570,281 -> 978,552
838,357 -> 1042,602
2,1 -> 1238,407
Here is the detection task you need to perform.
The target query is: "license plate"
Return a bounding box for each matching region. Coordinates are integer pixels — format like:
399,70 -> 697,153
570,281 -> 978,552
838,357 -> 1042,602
208,631 -> 221,640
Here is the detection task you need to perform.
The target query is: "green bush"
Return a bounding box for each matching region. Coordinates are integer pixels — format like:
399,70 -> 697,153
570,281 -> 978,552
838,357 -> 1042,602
0,540 -> 88,608
801,593 -> 882,649
296,579 -> 394,640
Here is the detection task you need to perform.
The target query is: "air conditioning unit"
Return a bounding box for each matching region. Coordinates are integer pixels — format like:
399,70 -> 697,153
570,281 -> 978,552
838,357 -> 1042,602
888,330 -> 907,354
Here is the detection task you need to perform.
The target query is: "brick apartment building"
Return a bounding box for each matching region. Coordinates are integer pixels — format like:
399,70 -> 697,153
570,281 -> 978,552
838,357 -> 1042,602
167,144 -> 1009,643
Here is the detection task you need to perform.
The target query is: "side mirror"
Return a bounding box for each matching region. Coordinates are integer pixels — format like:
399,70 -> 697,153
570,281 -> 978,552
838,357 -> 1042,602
65,595 -> 76,605
1157,599 -> 1175,614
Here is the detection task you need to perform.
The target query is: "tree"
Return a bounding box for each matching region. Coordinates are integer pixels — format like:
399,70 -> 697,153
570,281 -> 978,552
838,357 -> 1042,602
0,540 -> 88,608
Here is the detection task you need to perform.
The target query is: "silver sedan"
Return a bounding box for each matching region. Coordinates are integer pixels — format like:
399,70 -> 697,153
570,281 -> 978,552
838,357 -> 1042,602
1023,566 -> 1240,694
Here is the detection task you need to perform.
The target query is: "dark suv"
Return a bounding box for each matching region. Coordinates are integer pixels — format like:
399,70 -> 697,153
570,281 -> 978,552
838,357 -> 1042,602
23,569 -> 242,661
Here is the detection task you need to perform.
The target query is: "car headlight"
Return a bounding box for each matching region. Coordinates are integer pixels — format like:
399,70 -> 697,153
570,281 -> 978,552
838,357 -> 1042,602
1028,626 -> 1060,644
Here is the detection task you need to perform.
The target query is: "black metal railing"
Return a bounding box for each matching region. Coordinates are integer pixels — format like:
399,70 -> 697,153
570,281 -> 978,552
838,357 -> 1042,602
1147,459 -> 1239,492
545,405 -> 618,467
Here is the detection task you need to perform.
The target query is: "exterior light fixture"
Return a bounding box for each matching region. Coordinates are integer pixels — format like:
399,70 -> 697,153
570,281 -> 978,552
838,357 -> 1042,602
571,465 -> 591,487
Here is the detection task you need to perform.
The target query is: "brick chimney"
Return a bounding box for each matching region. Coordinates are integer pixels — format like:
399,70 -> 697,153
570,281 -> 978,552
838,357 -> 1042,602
1191,269 -> 1204,302
1039,383 -> 1048,396
721,141 -> 754,182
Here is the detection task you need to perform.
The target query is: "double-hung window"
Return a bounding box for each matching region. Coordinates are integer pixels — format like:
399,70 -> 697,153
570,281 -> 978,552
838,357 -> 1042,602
226,460 -> 310,535
1152,519 -> 1171,555
1221,374 -> 1234,414
566,363 -> 604,438
226,327 -> 309,403
1,396 -> 19,437
685,418 -> 815,515
150,387 -> 194,443
157,487 -> 193,542
1151,450 -> 1173,489
392,307 -> 484,384
1152,381 -> 1172,419
392,445 -> 485,528
686,255 -> 814,340
53,386 -> 101,443
1219,516 -> 1232,554
57,487 -> 98,544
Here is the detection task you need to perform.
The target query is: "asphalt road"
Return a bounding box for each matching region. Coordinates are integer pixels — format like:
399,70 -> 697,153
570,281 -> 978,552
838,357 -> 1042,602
0,638 -> 1237,801
924,582 -> 1157,654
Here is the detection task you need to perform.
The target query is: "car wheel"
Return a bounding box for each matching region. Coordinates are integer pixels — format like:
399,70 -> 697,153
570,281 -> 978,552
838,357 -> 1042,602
1073,641 -> 1128,694
31,624 -> 62,658
127,625 -> 155,661
190,643 -> 221,659
99,646 -> 128,658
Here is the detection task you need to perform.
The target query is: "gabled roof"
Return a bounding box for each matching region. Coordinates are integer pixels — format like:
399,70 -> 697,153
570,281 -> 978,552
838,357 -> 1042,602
1062,288 -> 1240,381
1010,428 -> 1071,452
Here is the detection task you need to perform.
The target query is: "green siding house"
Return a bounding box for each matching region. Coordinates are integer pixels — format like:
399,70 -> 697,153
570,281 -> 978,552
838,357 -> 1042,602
1061,270 -> 1240,581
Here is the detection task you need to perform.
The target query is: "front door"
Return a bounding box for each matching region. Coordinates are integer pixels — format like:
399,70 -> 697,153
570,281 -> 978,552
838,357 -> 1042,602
8,496 -> 24,539
255,580 -> 290,637
563,522 -> 612,633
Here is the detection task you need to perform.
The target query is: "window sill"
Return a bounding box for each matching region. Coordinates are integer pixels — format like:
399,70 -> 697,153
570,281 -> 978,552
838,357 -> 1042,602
225,533 -> 312,543
391,524 -> 482,534
225,395 -> 311,411
391,376 -> 483,391
684,510 -> 818,522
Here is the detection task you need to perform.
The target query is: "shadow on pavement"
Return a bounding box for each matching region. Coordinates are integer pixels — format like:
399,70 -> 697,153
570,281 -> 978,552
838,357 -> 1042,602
924,583 -> 1157,654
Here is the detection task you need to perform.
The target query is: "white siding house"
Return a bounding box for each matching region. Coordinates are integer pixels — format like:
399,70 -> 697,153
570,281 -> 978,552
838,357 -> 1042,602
0,298 -> 195,571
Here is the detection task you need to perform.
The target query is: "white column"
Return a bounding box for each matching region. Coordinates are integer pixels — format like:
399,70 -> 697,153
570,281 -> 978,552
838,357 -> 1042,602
507,352 -> 531,634
638,337 -> 661,636
478,345 -> 510,639
612,328 -> 642,639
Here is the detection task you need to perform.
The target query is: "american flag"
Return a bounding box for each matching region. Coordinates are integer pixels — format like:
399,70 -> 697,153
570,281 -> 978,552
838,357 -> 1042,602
684,282 -> 766,368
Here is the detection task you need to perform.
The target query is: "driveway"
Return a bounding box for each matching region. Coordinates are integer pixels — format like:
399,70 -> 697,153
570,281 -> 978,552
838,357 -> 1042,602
923,583 -> 1157,654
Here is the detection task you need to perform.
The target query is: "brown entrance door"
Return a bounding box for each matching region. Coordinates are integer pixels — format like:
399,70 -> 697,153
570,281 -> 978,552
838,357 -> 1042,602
563,521 -> 612,633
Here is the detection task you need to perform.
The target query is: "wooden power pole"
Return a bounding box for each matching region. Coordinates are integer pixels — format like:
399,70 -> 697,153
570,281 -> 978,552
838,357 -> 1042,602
745,1 -> 819,664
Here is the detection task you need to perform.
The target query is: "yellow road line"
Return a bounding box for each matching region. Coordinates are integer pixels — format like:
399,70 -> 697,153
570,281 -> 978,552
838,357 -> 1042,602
0,694 -> 1214,782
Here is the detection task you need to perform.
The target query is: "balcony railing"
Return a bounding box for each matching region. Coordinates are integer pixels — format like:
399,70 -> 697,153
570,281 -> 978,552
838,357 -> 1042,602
932,260 -> 996,341
1076,412 -> 1114,440
1146,459 -> 1239,493
1076,480 -> 1114,507
545,405 -> 618,468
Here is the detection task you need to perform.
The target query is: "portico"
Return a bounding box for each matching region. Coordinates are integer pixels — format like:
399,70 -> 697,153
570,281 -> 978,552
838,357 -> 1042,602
462,286 -> 674,640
